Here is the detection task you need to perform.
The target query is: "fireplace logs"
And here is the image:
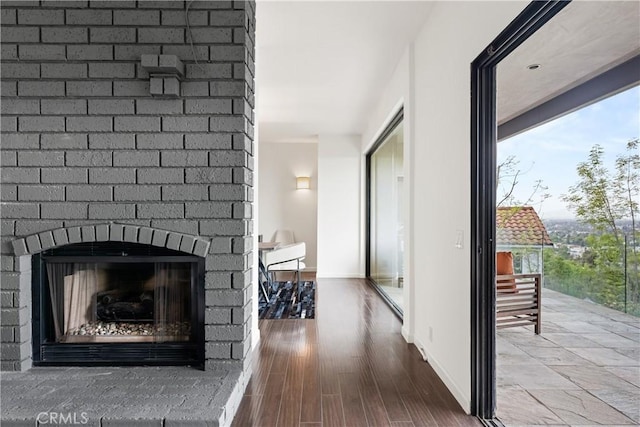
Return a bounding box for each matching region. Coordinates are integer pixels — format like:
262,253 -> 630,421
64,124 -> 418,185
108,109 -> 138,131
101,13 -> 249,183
96,290 -> 155,322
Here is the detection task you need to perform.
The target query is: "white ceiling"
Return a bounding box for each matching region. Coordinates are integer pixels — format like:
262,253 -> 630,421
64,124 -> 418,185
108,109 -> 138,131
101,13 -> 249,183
497,1 -> 640,124
256,1 -> 433,143
256,1 -> 640,144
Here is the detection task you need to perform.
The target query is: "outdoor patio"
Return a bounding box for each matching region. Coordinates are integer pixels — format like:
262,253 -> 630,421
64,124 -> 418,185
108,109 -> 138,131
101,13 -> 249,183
497,288 -> 640,426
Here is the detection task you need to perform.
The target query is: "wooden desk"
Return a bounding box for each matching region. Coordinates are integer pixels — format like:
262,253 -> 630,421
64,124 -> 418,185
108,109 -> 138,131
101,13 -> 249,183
258,242 -> 280,251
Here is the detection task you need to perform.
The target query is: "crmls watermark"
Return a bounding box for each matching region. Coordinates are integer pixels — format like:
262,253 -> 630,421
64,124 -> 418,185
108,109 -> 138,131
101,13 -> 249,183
36,412 -> 89,425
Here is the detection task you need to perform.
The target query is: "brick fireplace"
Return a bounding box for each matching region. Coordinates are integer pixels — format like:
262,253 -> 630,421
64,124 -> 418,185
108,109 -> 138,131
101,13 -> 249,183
0,0 -> 256,375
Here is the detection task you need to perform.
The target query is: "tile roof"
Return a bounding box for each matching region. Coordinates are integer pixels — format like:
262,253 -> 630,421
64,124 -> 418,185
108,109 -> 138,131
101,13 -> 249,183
497,206 -> 553,246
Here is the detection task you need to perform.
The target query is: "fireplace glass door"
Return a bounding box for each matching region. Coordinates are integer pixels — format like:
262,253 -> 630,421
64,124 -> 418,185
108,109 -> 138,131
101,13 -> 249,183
46,261 -> 191,343
33,242 -> 204,366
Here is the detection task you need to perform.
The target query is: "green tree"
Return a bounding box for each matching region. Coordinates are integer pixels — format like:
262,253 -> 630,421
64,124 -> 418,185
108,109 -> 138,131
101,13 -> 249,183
563,145 -> 622,240
543,249 -> 593,299
562,139 -> 640,312
614,139 -> 640,301
585,234 -> 625,309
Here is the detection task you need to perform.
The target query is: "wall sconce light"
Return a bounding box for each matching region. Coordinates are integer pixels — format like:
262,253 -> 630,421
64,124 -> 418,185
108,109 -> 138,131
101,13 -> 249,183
296,176 -> 311,190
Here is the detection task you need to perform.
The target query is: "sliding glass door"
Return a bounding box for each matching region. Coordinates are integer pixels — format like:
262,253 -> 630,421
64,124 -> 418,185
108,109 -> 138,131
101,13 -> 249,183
367,113 -> 404,314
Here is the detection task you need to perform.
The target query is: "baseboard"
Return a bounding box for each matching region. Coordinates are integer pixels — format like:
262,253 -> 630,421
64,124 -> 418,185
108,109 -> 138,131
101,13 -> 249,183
252,329 -> 260,351
302,267 -> 317,272
414,338 -> 471,414
401,326 -> 413,343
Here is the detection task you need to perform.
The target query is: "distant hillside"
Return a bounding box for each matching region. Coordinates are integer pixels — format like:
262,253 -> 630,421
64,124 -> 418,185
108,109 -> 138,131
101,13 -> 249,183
543,219 -> 636,246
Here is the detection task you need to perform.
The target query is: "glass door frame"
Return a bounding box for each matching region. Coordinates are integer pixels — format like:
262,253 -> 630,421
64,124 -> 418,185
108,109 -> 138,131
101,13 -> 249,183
470,1 -> 569,420
365,108 -> 404,317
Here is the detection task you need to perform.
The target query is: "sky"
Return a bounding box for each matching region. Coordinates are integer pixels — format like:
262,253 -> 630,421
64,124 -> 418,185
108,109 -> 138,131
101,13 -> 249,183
497,85 -> 640,220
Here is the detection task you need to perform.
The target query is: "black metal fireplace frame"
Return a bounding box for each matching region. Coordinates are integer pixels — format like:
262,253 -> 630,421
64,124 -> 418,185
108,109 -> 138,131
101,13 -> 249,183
32,242 -> 205,368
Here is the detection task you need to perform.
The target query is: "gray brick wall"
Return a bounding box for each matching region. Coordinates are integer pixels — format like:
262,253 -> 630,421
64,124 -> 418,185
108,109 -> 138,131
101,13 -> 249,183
0,0 -> 256,374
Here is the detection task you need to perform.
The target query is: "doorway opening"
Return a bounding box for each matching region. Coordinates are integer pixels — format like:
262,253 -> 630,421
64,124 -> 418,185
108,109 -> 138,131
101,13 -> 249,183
495,83 -> 640,426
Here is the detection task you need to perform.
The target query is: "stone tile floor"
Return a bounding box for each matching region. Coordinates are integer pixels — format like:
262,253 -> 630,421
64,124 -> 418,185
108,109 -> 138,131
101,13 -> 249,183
497,288 -> 640,426
0,366 -> 246,426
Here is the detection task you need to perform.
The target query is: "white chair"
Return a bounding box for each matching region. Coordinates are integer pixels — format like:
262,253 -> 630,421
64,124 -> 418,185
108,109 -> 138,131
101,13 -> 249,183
263,242 -> 306,286
272,229 -> 296,245
269,229 -> 304,281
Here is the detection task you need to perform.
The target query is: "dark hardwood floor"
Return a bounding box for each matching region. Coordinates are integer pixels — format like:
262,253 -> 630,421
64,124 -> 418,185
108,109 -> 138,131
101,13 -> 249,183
232,278 -> 481,427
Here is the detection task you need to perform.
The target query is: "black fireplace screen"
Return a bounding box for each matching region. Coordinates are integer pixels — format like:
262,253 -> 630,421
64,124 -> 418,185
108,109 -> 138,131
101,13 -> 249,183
32,242 -> 204,366
46,261 -> 191,343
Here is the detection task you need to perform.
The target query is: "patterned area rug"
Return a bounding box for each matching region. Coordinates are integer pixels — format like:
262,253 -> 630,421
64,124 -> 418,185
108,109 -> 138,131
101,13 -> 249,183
259,281 -> 316,319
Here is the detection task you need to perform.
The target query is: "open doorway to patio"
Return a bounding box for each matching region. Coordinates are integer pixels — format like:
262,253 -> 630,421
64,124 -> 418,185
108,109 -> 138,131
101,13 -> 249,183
471,0 -> 640,423
495,86 -> 640,425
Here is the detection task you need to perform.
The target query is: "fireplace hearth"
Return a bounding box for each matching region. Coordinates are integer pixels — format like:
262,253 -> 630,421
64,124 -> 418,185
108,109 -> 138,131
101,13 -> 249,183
32,242 -> 204,367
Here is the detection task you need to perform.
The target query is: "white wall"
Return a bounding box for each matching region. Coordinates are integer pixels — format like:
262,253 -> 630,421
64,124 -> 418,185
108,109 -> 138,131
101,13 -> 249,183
408,1 -> 526,412
258,142 -> 318,269
317,135 -> 362,278
252,124 -> 260,351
